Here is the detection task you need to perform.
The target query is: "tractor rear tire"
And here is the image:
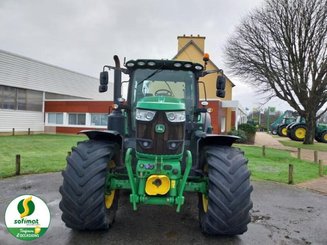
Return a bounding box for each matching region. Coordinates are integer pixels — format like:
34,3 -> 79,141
287,127 -> 292,139
315,135 -> 322,142
291,125 -> 307,141
198,146 -> 253,235
59,140 -> 119,230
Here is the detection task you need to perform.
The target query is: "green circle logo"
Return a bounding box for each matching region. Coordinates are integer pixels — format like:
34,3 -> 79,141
5,195 -> 50,241
17,196 -> 35,217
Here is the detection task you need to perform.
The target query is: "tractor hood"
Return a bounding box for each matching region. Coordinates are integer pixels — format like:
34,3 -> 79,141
136,96 -> 185,111
317,123 -> 327,129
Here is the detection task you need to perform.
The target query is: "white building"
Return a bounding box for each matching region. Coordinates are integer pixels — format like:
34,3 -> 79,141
0,49 -> 112,133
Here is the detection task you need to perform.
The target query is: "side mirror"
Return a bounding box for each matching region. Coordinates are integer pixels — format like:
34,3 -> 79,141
216,75 -> 226,98
216,75 -> 226,90
99,71 -> 108,93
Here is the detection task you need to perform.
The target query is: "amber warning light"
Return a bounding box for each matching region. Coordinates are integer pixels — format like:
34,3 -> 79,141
203,53 -> 210,62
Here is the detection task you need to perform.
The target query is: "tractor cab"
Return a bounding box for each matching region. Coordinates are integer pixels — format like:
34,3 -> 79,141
125,60 -> 201,138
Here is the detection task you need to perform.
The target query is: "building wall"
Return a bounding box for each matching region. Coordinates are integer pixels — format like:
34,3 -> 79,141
175,36 -> 234,133
0,110 -> 44,132
44,101 -> 113,134
0,50 -> 113,133
175,36 -> 233,101
178,35 -> 205,52
54,126 -> 104,134
0,50 -> 111,100
226,108 -> 233,132
45,101 -> 113,113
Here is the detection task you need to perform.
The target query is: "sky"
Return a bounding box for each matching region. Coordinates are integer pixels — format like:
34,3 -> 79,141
0,0 -> 292,112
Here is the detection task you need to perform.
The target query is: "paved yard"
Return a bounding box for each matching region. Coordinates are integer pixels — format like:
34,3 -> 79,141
0,173 -> 327,245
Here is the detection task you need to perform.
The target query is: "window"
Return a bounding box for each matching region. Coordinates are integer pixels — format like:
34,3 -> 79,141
221,116 -> 226,133
69,113 -> 86,125
26,90 -> 43,111
0,85 -> 43,111
17,88 -> 27,110
130,69 -> 196,130
2,86 -> 16,109
91,113 -> 107,126
48,113 -> 63,124
0,85 -> 3,108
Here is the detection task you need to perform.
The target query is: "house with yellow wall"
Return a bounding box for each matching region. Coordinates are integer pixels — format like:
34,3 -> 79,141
173,35 -> 242,133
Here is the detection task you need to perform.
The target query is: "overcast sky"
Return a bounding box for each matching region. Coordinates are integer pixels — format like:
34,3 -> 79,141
0,0 -> 292,111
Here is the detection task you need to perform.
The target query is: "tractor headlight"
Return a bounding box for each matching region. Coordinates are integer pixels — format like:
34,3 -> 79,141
136,109 -> 156,121
165,111 -> 185,122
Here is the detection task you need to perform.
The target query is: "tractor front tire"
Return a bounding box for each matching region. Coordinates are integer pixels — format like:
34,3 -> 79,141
291,125 -> 307,141
199,146 -> 253,235
59,140 -> 119,230
319,131 -> 327,143
277,125 -> 288,137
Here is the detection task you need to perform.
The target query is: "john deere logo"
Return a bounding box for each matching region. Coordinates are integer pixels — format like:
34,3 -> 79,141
18,196 -> 35,218
5,195 -> 50,241
155,124 -> 165,133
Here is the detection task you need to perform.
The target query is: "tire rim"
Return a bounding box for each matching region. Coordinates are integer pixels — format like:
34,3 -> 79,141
105,190 -> 115,209
282,128 -> 287,136
295,128 -> 306,139
324,134 -> 327,141
202,194 -> 208,213
202,163 -> 209,213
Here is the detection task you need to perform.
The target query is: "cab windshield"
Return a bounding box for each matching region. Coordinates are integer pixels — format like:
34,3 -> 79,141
129,68 -> 196,127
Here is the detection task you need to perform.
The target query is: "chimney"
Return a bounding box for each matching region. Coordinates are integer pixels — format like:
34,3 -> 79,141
177,34 -> 206,53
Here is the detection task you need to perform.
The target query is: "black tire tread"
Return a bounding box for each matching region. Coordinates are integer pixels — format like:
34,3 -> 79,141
199,146 -> 253,235
319,131 -> 327,143
59,140 -> 118,230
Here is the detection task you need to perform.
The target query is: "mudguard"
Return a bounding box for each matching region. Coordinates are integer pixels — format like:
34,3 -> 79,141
79,130 -> 123,146
192,131 -> 240,172
288,123 -> 306,130
197,132 -> 239,148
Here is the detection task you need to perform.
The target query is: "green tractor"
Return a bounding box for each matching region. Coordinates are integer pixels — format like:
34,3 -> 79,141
59,56 -> 253,235
276,117 -> 296,137
270,110 -> 295,135
315,123 -> 327,143
287,116 -> 327,143
286,116 -> 307,141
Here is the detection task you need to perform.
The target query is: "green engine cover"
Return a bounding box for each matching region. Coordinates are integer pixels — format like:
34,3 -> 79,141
136,96 -> 185,111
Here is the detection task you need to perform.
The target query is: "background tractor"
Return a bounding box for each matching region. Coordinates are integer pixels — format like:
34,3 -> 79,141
286,116 -> 327,143
316,124 -> 327,143
276,117 -> 296,137
270,110 -> 295,135
59,55 -> 253,235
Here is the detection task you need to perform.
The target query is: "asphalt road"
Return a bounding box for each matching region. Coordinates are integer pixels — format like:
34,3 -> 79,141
0,173 -> 326,245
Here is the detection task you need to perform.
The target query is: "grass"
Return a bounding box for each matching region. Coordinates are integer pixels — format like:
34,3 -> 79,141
279,139 -> 327,152
0,134 -> 86,178
238,145 -> 327,184
0,134 -> 325,184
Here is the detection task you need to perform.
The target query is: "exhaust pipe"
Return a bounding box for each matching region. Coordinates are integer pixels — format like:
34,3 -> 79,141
113,55 -> 122,105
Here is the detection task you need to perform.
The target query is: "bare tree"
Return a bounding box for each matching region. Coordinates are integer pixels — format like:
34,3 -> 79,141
225,0 -> 327,144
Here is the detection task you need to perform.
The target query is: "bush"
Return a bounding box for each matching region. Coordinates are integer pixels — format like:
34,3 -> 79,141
238,123 -> 257,144
228,129 -> 247,143
238,123 -> 257,134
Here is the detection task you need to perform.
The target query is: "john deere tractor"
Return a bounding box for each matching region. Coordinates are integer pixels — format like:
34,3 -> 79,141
277,117 -> 296,137
59,56 -> 253,235
287,116 -> 327,143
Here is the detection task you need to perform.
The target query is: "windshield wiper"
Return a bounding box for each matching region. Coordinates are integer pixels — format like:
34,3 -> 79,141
137,69 -> 163,86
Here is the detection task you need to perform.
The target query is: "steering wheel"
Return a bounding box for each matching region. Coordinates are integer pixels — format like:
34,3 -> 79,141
155,89 -> 173,96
